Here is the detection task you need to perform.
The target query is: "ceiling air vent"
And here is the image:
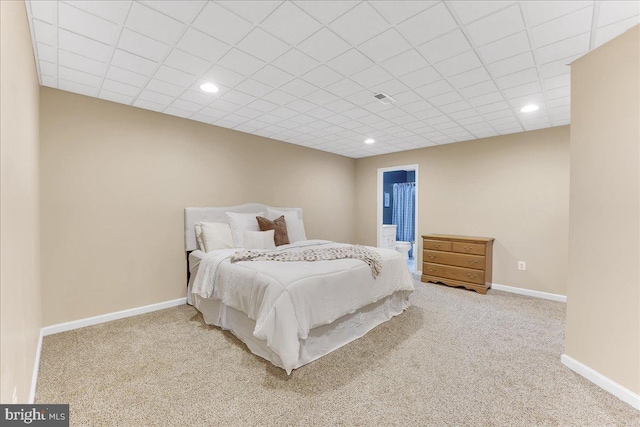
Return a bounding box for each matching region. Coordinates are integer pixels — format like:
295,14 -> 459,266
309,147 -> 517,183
374,92 -> 396,105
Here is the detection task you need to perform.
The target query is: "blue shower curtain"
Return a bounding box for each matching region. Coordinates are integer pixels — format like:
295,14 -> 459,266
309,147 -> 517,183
392,182 -> 415,258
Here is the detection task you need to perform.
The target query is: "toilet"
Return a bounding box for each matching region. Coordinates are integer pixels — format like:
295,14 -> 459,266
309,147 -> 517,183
395,241 -> 412,260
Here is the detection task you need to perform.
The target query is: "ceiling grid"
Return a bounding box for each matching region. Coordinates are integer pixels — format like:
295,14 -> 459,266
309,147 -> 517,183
25,0 -> 640,158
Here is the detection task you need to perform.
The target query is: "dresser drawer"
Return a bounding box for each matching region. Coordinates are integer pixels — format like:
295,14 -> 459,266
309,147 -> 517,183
423,239 -> 452,251
423,250 -> 485,270
422,262 -> 485,285
452,241 -> 485,255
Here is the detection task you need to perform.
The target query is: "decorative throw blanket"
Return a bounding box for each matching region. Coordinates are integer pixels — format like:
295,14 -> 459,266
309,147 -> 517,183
231,245 -> 383,278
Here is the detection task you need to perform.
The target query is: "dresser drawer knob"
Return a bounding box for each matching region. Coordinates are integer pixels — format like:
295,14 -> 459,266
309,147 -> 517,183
433,243 -> 440,248
468,259 -> 478,265
428,267 -> 435,272
465,246 -> 472,251
428,255 -> 436,259
467,273 -> 478,279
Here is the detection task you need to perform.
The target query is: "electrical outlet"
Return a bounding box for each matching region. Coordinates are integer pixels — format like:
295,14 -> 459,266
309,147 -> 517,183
518,261 -> 526,271
12,387 -> 18,403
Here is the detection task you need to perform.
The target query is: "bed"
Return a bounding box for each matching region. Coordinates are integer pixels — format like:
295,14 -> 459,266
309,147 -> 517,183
185,203 -> 415,374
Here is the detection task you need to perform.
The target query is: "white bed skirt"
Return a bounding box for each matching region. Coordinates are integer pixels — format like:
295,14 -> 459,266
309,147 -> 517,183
192,291 -> 411,373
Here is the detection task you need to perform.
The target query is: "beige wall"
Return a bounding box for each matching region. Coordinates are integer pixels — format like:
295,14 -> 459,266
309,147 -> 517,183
565,26 -> 640,394
355,127 -> 570,295
0,1 -> 41,403
39,88 -> 356,326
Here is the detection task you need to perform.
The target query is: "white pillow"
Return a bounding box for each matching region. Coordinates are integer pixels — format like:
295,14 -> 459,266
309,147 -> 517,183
243,230 -> 276,250
226,211 -> 264,248
198,222 -> 234,252
267,208 -> 307,243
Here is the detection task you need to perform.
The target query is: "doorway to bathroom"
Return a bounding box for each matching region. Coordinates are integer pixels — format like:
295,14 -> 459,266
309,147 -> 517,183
377,164 -> 419,273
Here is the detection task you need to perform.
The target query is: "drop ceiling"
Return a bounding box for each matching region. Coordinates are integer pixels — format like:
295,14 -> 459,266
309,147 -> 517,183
26,1 -> 640,158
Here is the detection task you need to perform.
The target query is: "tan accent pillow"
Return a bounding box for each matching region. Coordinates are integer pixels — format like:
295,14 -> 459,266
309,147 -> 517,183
257,215 -> 290,246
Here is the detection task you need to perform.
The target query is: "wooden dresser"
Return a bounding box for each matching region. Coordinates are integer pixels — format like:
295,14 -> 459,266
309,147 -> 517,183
421,234 -> 494,294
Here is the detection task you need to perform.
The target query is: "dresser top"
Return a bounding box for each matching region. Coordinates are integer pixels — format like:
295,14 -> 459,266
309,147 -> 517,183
422,234 -> 495,243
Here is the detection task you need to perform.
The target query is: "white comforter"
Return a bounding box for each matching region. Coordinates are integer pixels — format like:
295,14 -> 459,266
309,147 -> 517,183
190,240 -> 414,373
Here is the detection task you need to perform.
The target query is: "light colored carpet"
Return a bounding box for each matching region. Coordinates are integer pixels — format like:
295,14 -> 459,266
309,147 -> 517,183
36,280 -> 639,426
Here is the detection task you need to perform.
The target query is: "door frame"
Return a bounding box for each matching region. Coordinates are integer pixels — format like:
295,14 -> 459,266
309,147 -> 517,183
376,164 -> 419,253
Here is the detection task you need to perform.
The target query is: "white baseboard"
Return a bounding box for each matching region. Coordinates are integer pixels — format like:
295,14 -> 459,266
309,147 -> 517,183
561,354 -> 640,410
28,330 -> 43,404
491,283 -> 566,303
41,297 -> 187,336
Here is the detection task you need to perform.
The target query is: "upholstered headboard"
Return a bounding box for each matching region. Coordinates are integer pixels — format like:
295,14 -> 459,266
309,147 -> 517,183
184,203 -> 303,251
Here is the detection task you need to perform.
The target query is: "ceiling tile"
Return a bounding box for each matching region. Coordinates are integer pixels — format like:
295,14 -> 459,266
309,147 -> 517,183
59,66 -> 102,87
154,65 -> 196,87
59,50 -> 108,76
525,1 -> 591,27
138,90 -> 173,105
30,0 -> 57,24
531,6 -> 593,48
280,78 -> 318,97
286,99 -> 317,113
32,20 -> 57,46
487,51 -> 534,78
106,65 -> 147,87
371,1 -> 437,25
247,99 -> 279,113
398,2 -> 458,45
297,28 -> 351,62
252,65 -> 294,88
418,29 -> 472,64
478,31 -> 530,64
217,1 -> 281,24
381,49 -> 429,77
164,49 -> 210,76
36,43 -> 56,62
99,89 -> 133,105
58,79 -> 98,97
65,0 -> 130,25
458,80 -> 498,98
201,64 -> 244,88
39,60 -> 56,77
125,2 -> 185,45
304,89 -> 338,105
59,29 -> 111,62
351,66 -> 394,88
544,73 -> 570,90
118,29 -> 169,62
261,90 -> 298,105
597,1 -> 640,27
236,28 -> 291,62
468,91 -> 504,107
222,89 -> 257,106
133,99 -> 166,111
325,79 -> 365,97
477,100 -> 510,114
235,106 -> 265,119
293,1 -> 358,24
429,91 -> 463,107
539,54 -> 580,78
192,2 -> 253,45
327,49 -> 374,76
164,107 -> 193,118
439,100 -> 472,114
503,81 -> 542,99
448,66 -> 491,88
261,2 -> 322,45
495,67 -> 539,88
358,29 -> 412,63
176,28 -> 229,63
450,1 -> 515,24
140,1 -> 204,24
465,4 -> 525,46
59,2 -> 120,45
535,33 -> 589,65
370,79 -> 410,97
111,49 -> 157,75
595,16 -> 640,48
415,79 -> 453,98
546,86 -> 570,100
217,49 -> 265,75
434,50 -> 482,77
302,65 -> 343,87
398,66 -> 441,88
272,49 -> 320,76
146,79 -> 184,97
102,79 -> 140,97
235,79 -> 273,97
330,2 -> 389,46
180,89 -> 217,105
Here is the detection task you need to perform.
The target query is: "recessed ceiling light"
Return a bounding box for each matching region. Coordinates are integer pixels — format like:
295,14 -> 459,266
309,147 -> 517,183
520,104 -> 539,113
364,138 -> 375,144
200,82 -> 219,93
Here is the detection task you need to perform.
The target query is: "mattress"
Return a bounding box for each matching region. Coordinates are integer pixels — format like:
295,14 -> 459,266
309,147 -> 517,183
187,240 -> 415,373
